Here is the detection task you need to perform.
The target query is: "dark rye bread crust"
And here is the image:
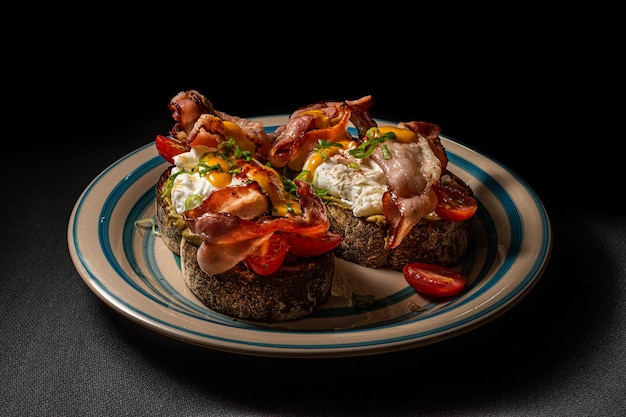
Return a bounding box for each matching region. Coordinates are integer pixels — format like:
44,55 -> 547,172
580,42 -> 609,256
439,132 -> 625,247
155,167 -> 334,323
155,167 -> 183,255
326,171 -> 474,270
180,239 -> 334,323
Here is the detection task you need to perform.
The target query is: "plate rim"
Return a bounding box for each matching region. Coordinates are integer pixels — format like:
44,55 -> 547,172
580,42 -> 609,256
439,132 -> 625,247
68,115 -> 552,358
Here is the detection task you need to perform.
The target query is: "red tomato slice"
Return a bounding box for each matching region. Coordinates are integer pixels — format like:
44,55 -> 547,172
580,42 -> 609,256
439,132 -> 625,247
244,233 -> 289,276
286,231 -> 342,257
155,134 -> 189,165
402,262 -> 467,298
434,184 -> 478,222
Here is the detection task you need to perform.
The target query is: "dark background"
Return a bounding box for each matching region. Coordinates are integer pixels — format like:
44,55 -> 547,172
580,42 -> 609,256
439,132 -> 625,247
26,22 -> 618,205
3,12 -> 624,416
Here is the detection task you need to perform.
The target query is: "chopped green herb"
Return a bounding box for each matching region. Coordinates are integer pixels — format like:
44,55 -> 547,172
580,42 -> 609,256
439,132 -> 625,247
348,161 -> 360,170
348,127 -> 396,159
295,170 -> 309,181
161,170 -> 183,198
197,162 -> 222,176
314,187 -> 329,198
184,194 -> 202,210
315,139 -> 344,149
381,143 -> 391,159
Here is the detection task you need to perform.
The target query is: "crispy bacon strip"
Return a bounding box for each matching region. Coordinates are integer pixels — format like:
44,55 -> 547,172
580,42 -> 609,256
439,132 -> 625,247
184,114 -> 225,150
168,90 -> 271,160
269,105 -> 351,170
184,181 -> 329,275
400,121 -> 448,171
186,181 -> 328,243
168,90 -> 215,143
268,95 -> 377,170
185,183 -> 270,221
215,110 -> 273,162
330,95 -> 377,139
371,138 -> 442,249
196,236 -> 271,277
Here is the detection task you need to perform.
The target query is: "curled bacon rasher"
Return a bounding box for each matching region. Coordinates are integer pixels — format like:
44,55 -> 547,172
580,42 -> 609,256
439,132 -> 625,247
267,95 -> 378,170
268,104 -> 352,170
184,181 -> 330,275
168,90 -> 270,160
168,90 -> 215,143
185,182 -> 270,221
331,95 -> 377,139
370,122 -> 445,249
401,121 -> 448,172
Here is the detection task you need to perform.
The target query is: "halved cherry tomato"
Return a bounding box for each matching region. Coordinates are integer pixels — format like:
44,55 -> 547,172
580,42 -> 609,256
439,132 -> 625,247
155,134 -> 189,165
244,233 -> 288,276
433,184 -> 478,222
286,231 -> 343,257
403,262 -> 467,298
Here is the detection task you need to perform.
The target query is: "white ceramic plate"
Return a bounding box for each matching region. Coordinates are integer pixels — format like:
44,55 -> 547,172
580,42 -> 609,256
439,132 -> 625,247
68,115 -> 552,358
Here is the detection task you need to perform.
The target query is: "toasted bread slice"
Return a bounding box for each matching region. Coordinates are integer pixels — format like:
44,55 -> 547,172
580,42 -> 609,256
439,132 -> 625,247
180,239 -> 334,322
155,167 -> 334,323
326,171 -> 473,269
155,167 -> 184,255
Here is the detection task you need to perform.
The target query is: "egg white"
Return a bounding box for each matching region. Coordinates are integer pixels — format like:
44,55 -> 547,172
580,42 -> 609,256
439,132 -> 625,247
169,147 -> 244,214
311,153 -> 387,217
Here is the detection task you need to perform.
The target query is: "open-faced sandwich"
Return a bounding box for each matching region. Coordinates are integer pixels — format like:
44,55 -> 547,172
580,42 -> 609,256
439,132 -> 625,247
154,90 -> 478,323
265,95 -> 477,271
154,90 -> 342,323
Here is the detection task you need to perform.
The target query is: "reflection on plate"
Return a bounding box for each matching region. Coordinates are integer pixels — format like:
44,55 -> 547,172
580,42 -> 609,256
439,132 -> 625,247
68,116 -> 551,358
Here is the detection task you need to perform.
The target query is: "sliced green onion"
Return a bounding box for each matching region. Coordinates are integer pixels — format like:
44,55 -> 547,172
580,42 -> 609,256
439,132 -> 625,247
381,144 -> 391,159
295,170 -> 309,181
161,170 -> 183,198
217,137 -> 235,156
348,161 -> 360,170
348,127 -> 396,159
315,139 -> 344,149
184,194 -> 203,210
197,162 -> 222,175
314,187 -> 329,197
